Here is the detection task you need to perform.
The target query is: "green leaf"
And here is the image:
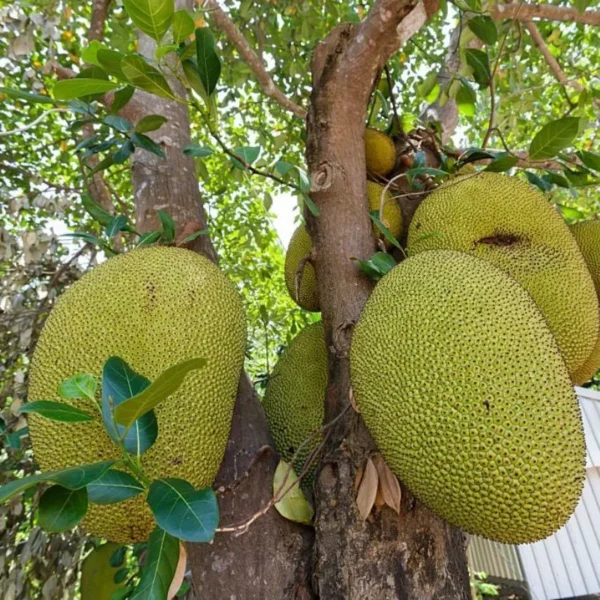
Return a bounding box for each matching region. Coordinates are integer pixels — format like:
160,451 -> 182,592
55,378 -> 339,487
524,171 -> 553,192
467,17 -> 498,45
38,485 -> 88,533
114,568 -> 129,584
105,215 -> 130,238
458,148 -> 496,164
195,27 -> 221,96
370,252 -> 397,275
157,209 -> 176,242
529,117 -> 581,160
110,587 -> 132,600
104,115 -> 133,133
0,461 -> 114,503
109,546 -> 127,568
110,86 -> 135,114
122,55 -> 175,100
155,44 -> 178,60
558,204 -> 585,220
274,160 -> 295,176
97,49 -> 127,80
577,150 -> 600,172
172,10 -> 195,45
53,79 -> 119,101
113,141 -> 135,165
0,86 -> 62,105
405,167 -> 449,180
182,144 -> 214,158
131,133 -> 167,158
464,49 -> 491,88
181,59 -> 208,101
135,115 -> 168,133
123,0 -> 174,42
136,231 -> 162,247
273,460 -> 314,525
370,212 -> 402,250
58,374 -> 97,400
101,357 -> 157,456
114,358 -> 206,427
574,0 -> 593,12
231,146 -> 261,169
456,79 -> 476,117
18,401 -> 93,423
82,194 -> 113,226
177,229 -> 208,245
543,171 -> 570,188
87,469 -> 145,504
81,40 -> 105,66
485,153 -> 519,172
416,72 -> 438,100
147,479 -> 219,542
130,527 -> 180,600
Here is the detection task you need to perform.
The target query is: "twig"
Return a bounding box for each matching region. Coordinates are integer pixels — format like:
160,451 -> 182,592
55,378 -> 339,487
202,0 -> 307,119
0,109 -> 70,138
0,162 -> 79,194
491,3 -> 600,26
384,64 -> 401,131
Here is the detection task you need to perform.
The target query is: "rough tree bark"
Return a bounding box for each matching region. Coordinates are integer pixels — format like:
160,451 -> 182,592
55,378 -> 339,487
129,1 -> 313,598
304,1 -> 470,598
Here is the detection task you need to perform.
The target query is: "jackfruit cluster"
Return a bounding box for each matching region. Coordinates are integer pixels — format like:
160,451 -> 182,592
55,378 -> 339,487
350,250 -> 586,544
28,247 -> 246,543
571,220 -> 600,384
407,172 -> 599,377
263,322 -> 327,483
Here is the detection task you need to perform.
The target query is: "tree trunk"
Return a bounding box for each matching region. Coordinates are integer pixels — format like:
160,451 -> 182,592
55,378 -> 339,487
305,11 -> 471,600
129,2 -> 313,598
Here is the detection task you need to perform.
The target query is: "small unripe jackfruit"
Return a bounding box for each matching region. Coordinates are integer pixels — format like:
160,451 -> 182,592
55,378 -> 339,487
407,172 -> 599,376
351,250 -> 585,544
28,247 -> 246,543
571,220 -> 600,384
263,322 -> 326,483
284,224 -> 319,312
367,181 -> 403,243
365,128 -> 396,176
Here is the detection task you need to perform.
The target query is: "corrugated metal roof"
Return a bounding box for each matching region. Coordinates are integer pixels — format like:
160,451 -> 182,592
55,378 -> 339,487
575,387 -> 600,468
467,536 -> 524,581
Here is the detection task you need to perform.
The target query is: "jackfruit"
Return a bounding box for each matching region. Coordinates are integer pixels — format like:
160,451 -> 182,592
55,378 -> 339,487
571,220 -> 600,384
407,172 -> 599,376
365,128 -> 396,176
350,250 -> 585,544
285,224 -> 319,312
367,181 -> 403,244
263,322 -> 326,483
28,247 -> 246,543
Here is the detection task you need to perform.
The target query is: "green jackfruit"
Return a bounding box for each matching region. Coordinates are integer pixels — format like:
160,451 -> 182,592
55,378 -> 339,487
407,172 -> 599,376
365,128 -> 396,176
367,181 -> 403,244
285,224 -> 319,312
350,250 -> 585,544
263,322 -> 326,483
571,220 -> 600,384
80,543 -> 124,600
28,247 -> 246,543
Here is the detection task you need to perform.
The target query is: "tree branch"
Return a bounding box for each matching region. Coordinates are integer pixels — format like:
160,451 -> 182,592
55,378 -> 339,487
203,0 -> 307,119
89,0 -> 113,41
492,3 -> 600,26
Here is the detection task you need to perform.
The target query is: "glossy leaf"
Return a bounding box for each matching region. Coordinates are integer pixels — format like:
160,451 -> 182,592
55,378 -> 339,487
18,401 -> 93,423
529,117 -> 581,160
38,485 -> 88,532
467,17 -> 497,45
157,209 -> 176,242
58,374 -> 97,400
104,115 -> 133,133
130,527 -> 180,600
370,212 -> 402,250
114,357 -> 206,427
87,469 -> 145,504
122,55 -> 175,100
147,478 -> 219,542
113,141 -> 135,165
464,49 -> 491,88
182,144 -> 214,158
231,146 -> 261,169
97,49 -> 127,80
135,114 -> 168,133
105,215 -> 130,238
53,79 -> 119,100
131,133 -> 167,158
0,86 -> 62,105
101,356 -> 157,456
577,150 -> 600,172
485,153 -> 519,172
195,27 -> 221,96
0,461 -> 114,503
82,194 -> 113,226
123,0 -> 174,42
136,231 -> 162,247
172,10 -> 195,45
273,460 -> 314,525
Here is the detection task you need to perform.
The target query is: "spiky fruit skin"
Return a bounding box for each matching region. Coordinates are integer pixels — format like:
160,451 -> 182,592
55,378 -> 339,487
284,224 -> 319,312
365,128 -> 396,176
366,181 -> 403,244
263,322 -> 326,484
351,250 -> 585,544
571,220 -> 600,384
28,247 -> 246,543
407,172 -> 599,377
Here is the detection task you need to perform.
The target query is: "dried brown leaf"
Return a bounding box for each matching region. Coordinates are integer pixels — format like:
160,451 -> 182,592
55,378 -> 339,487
354,465 -> 364,491
167,542 -> 187,600
373,454 -> 401,514
349,386 -> 359,413
356,457 -> 378,521
374,485 -> 385,510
